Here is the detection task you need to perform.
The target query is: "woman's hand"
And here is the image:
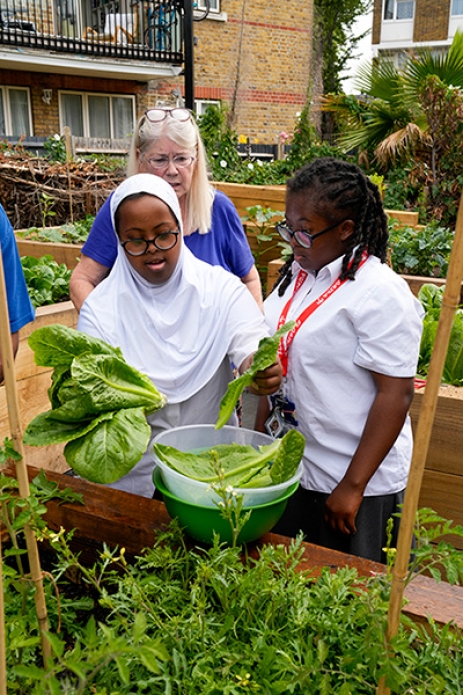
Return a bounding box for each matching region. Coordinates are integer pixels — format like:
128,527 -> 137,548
324,479 -> 364,535
248,360 -> 282,396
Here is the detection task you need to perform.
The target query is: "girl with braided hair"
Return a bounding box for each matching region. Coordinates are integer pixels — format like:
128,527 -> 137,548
256,157 -> 423,563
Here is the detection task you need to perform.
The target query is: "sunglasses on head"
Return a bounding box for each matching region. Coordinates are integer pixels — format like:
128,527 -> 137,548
144,108 -> 193,123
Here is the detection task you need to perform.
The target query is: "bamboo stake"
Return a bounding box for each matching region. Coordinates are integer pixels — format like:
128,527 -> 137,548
0,521 -> 6,695
377,189 -> 463,695
0,242 -> 51,666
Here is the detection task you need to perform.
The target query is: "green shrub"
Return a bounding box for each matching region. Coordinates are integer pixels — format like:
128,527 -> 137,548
388,219 -> 453,278
21,254 -> 71,307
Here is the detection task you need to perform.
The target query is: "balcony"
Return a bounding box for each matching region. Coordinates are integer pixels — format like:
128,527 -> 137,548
0,0 -> 184,80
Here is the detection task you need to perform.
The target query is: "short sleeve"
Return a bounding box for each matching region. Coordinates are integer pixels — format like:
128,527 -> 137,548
352,275 -> 424,377
81,194 -> 118,268
210,191 -> 255,278
0,206 -> 35,332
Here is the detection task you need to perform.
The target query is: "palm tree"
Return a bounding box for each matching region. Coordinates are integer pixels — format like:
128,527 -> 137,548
322,30 -> 463,168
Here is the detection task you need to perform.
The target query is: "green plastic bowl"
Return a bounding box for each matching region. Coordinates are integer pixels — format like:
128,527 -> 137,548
153,467 -> 299,545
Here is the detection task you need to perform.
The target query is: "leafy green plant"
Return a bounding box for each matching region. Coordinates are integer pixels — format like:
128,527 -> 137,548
241,205 -> 289,287
2,466 -> 463,695
388,219 -> 453,278
215,320 -> 295,428
20,255 -> 71,307
18,216 -> 94,244
43,134 -> 67,163
417,283 -> 463,385
23,324 -> 167,483
153,428 -> 304,487
39,192 -> 57,231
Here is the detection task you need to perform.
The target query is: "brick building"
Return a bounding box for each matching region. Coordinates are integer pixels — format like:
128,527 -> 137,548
0,0 -> 312,147
372,0 -> 463,64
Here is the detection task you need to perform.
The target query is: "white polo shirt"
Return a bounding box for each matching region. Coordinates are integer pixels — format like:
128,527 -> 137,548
264,254 -> 424,496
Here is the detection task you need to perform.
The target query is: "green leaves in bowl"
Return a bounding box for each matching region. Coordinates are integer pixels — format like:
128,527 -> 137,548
153,428 -> 305,488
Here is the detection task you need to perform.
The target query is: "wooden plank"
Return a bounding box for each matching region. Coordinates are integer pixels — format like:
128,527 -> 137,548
213,182 -> 286,219
6,464 -> 463,630
16,238 -> 82,269
0,302 -> 77,473
385,209 -> 419,226
419,469 -> 463,549
411,387 -> 463,477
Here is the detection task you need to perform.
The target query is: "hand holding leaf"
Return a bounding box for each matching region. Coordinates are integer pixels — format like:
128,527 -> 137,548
215,321 -> 295,429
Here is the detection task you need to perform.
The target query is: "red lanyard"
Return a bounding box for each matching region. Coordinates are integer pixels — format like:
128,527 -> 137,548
277,252 -> 369,376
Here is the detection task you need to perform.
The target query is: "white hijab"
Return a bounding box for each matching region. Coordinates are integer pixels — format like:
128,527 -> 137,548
79,173 -> 252,403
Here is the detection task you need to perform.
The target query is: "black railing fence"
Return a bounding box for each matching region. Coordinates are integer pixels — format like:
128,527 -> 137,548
0,0 -> 183,63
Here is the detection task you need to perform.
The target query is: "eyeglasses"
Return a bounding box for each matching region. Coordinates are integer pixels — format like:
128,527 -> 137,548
276,218 -> 348,249
121,231 -> 180,256
144,154 -> 196,171
144,108 -> 193,123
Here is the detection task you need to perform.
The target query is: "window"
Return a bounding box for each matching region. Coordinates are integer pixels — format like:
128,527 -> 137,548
384,0 -> 414,20
59,91 -> 135,138
0,87 -> 32,137
195,99 -> 220,118
196,0 -> 220,14
452,0 -> 463,16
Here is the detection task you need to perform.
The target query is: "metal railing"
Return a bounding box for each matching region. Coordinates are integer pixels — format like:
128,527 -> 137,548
0,0 -> 183,63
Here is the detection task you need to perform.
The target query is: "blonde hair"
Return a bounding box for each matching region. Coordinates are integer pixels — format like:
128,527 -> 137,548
127,111 -> 213,234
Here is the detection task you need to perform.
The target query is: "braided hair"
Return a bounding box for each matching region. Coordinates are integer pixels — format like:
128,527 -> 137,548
273,157 -> 389,297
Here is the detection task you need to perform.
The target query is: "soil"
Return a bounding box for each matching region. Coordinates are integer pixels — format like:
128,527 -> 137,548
416,383 -> 463,400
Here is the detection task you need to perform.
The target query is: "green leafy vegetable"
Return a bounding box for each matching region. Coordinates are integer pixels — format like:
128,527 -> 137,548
418,284 -> 463,385
215,321 -> 295,429
21,255 -> 72,308
153,429 -> 305,488
24,324 -> 167,483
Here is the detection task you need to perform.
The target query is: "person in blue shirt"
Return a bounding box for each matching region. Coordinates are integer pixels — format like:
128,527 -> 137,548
70,107 -> 262,311
0,204 -> 35,383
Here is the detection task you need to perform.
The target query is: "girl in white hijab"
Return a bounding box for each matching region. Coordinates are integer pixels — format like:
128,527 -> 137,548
78,173 -> 281,497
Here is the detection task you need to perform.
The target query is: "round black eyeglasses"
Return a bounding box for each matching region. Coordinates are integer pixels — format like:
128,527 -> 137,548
121,231 -> 180,256
276,218 -> 348,249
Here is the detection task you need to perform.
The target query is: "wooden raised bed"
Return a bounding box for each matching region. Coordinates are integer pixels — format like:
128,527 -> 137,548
2,297 -> 463,546
411,384 -> 463,550
15,236 -> 82,270
213,181 -> 419,228
0,301 -> 77,473
3,463 -> 461,631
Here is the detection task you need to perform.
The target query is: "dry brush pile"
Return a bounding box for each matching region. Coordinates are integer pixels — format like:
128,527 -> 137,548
0,142 -> 126,230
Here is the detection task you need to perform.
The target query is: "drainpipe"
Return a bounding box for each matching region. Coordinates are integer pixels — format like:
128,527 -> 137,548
183,0 -> 194,110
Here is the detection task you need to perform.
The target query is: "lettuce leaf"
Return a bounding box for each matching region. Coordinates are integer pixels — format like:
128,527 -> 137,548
24,324 -> 167,484
153,429 -> 305,488
28,323 -> 123,367
418,284 -> 463,385
64,407 -> 151,484
215,321 -> 295,429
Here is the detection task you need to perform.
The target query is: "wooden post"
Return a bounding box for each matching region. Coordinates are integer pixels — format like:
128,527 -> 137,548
0,522 -> 6,695
0,241 -> 51,666
377,189 -> 463,694
63,125 -> 73,162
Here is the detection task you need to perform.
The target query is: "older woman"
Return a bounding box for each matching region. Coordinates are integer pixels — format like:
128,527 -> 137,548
70,107 -> 262,310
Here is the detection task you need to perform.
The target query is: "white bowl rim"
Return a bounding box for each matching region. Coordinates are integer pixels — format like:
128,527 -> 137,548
151,424 -> 303,493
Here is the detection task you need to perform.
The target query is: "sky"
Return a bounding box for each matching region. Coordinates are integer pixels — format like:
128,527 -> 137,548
341,7 -> 375,94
